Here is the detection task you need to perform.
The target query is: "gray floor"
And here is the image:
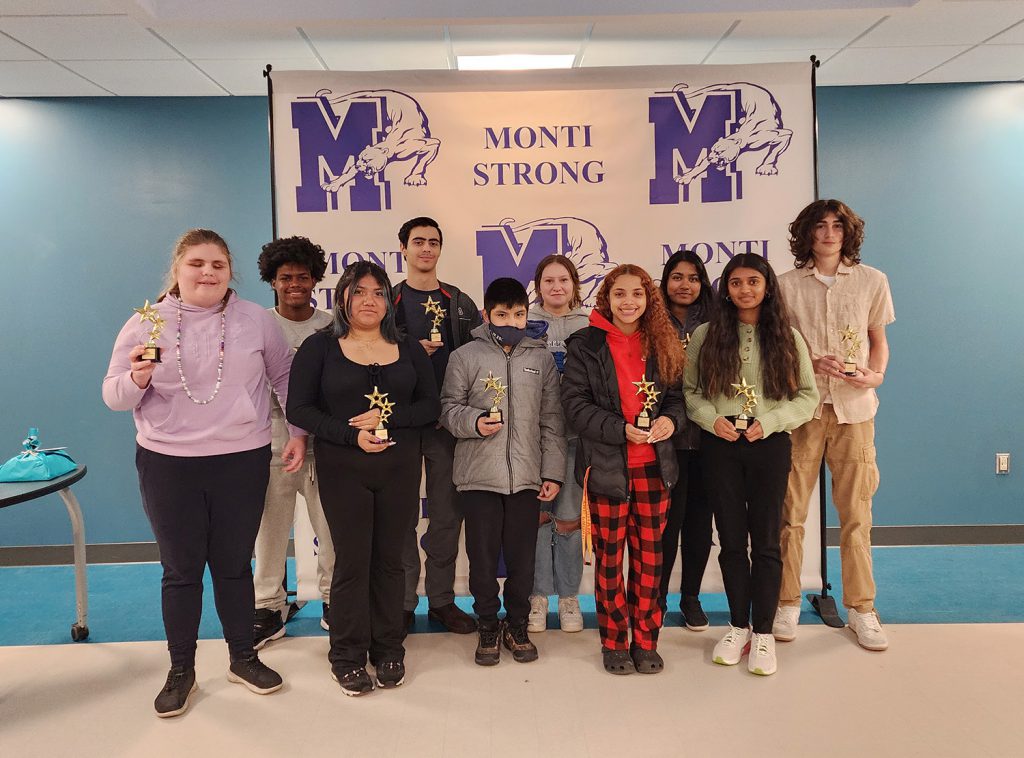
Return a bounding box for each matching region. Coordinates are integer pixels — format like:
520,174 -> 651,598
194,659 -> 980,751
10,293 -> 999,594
2,623 -> 1021,757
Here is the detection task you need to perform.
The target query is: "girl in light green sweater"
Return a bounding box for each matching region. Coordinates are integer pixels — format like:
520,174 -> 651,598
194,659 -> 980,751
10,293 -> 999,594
684,253 -> 818,678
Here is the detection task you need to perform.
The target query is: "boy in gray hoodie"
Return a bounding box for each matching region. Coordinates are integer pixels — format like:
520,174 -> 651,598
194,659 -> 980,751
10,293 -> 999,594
440,278 -> 567,666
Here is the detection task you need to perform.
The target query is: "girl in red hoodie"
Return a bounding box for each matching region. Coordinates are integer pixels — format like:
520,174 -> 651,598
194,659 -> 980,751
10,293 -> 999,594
561,264 -> 687,674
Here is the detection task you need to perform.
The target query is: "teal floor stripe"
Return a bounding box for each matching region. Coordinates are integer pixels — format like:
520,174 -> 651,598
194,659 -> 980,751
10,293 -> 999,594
2,545 -> 1021,647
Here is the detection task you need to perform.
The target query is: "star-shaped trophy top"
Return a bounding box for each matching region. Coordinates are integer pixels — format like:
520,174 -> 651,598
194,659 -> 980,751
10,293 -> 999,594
632,379 -> 660,410
839,325 -> 859,343
378,398 -> 395,425
731,376 -> 756,399
480,371 -> 508,405
135,300 -> 165,329
365,386 -> 388,408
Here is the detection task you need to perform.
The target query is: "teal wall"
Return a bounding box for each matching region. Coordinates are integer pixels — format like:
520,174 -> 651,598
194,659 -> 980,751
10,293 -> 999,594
1,84 -> 1020,546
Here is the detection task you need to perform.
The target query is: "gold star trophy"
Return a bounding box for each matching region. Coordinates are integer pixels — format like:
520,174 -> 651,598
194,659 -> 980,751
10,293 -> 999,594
480,371 -> 508,423
631,379 -> 660,431
364,386 -> 395,441
422,295 -> 446,343
134,300 -> 165,363
840,324 -> 862,376
730,376 -> 759,432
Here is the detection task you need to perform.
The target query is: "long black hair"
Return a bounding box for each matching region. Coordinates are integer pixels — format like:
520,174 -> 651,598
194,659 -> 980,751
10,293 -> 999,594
329,261 -> 402,343
698,253 -> 800,401
659,249 -> 715,324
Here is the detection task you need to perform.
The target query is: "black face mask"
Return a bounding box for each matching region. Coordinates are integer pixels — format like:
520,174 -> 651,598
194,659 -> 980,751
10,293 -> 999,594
488,323 -> 527,348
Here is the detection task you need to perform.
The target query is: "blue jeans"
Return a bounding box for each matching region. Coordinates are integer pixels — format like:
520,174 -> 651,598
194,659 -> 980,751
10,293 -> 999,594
532,439 -> 584,598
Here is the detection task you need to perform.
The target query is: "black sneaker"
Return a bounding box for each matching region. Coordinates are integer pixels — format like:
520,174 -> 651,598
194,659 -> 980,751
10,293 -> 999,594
154,666 -> 196,718
227,654 -> 283,695
374,660 -> 405,688
680,595 -> 710,631
253,608 -> 285,650
428,603 -> 478,634
332,667 -> 375,697
321,602 -> 330,631
475,621 -> 501,666
501,621 -> 539,663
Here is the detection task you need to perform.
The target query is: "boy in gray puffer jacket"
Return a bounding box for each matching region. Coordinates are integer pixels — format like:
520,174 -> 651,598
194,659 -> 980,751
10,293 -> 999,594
440,278 -> 566,667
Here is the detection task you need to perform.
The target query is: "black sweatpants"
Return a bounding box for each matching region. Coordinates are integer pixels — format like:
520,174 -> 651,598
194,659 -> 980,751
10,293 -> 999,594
462,489 -> 540,627
315,440 -> 420,671
700,431 -> 792,634
136,444 -> 271,668
659,450 -> 714,608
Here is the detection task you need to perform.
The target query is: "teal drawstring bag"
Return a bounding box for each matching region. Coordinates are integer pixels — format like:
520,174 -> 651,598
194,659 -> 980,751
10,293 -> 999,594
0,428 -> 77,483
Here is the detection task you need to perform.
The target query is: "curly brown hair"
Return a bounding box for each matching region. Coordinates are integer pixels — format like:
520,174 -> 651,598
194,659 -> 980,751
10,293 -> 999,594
595,264 -> 686,386
788,199 -> 865,268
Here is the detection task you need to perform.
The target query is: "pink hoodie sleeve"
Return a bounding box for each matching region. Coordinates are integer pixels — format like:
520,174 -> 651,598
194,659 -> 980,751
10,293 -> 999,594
102,316 -> 149,412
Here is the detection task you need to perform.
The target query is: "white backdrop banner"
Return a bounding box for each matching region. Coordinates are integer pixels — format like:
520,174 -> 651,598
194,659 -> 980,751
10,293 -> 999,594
271,64 -> 823,597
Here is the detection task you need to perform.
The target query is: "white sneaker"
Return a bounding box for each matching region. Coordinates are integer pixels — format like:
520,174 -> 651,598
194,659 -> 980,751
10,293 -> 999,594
712,625 -> 751,666
772,605 -> 801,642
848,608 -> 888,651
558,596 -> 584,633
527,595 -> 548,633
748,633 -> 777,676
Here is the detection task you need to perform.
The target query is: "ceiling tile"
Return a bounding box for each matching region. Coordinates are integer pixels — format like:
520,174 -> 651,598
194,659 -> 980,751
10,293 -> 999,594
719,10 -> 882,50
151,25 -> 314,60
196,58 -> 323,95
706,47 -> 839,65
853,2 -> 1024,47
304,25 -> 449,70
985,19 -> 1024,45
914,44 -> 1024,83
0,15 -> 176,60
818,45 -> 969,85
63,59 -> 227,95
0,1 -> 120,13
0,59 -> 109,95
0,30 -> 42,59
584,15 -> 733,66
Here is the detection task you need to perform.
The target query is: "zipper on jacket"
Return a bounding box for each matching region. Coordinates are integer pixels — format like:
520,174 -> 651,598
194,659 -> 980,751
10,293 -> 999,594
505,351 -> 514,493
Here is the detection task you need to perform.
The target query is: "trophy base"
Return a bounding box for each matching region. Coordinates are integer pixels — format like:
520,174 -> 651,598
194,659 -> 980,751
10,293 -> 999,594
487,409 -> 504,423
429,330 -> 442,342
141,346 -> 162,363
634,413 -> 652,430
729,415 -> 755,432
843,361 -> 858,376
374,427 -> 389,441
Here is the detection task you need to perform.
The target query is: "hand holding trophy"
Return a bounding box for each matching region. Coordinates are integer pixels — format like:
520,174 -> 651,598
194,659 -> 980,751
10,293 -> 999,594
631,379 -> 660,431
840,325 -> 862,376
134,300 -> 165,363
364,386 -> 395,441
480,371 -> 508,423
730,376 -> 759,432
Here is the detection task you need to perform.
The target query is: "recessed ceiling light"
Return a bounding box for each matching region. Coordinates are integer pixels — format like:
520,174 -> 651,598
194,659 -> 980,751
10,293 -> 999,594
457,54 -> 575,71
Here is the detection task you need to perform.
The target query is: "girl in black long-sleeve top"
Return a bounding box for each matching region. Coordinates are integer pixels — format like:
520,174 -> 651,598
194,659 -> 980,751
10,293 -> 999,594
288,261 -> 440,696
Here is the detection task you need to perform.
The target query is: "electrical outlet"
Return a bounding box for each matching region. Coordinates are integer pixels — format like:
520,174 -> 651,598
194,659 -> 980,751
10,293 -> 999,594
996,453 -> 1010,474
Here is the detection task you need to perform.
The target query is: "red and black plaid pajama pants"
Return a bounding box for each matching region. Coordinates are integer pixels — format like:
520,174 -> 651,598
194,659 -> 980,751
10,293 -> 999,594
589,461 -> 669,651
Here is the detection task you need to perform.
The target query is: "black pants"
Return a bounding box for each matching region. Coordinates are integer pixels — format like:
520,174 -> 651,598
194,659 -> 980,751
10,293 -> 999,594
659,450 -> 713,609
462,489 -> 540,627
701,431 -> 792,634
316,440 -> 420,671
136,444 -> 271,668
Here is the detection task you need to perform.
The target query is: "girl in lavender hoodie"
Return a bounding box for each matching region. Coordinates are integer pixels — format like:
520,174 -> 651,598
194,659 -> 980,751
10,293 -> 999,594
103,229 -> 306,718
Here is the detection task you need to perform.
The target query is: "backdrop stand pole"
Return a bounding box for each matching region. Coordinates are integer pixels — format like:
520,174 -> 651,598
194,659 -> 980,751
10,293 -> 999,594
802,54 -> 844,629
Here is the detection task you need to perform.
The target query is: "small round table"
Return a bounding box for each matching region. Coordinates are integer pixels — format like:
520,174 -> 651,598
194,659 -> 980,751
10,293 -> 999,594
0,465 -> 90,641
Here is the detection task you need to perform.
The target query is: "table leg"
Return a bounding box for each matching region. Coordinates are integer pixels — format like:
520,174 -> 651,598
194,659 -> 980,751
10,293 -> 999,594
57,487 -> 89,641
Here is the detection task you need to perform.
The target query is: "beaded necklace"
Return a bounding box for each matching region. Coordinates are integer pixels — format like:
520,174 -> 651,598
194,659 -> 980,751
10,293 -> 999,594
175,303 -> 226,405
